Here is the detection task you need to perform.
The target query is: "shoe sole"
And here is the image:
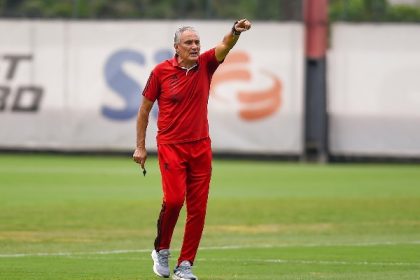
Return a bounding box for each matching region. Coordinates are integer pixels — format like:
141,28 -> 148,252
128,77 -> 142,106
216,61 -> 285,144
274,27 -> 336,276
151,250 -> 170,278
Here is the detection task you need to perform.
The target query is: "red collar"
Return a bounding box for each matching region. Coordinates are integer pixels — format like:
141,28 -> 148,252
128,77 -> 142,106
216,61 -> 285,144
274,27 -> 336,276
171,55 -> 198,69
171,56 -> 179,67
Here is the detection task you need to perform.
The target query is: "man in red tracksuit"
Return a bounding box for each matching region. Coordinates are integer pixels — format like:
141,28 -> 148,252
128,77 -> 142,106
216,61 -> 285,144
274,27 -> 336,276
133,19 -> 251,280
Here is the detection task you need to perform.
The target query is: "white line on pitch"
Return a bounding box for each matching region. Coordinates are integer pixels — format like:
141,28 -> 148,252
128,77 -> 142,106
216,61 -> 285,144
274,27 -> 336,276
59,256 -> 420,267
197,258 -> 420,267
1,241 -> 419,259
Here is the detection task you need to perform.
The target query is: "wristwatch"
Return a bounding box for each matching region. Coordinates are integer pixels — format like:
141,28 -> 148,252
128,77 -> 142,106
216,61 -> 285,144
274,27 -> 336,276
232,21 -> 241,36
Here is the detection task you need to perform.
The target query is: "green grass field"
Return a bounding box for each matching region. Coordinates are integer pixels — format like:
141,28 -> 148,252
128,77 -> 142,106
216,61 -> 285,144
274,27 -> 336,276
1,154 -> 420,280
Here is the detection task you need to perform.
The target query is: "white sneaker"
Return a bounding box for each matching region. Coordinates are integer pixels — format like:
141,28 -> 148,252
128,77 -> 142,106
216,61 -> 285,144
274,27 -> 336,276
172,261 -> 198,280
151,249 -> 170,278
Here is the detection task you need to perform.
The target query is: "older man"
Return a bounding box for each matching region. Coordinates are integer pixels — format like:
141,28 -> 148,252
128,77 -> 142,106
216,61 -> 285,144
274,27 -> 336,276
133,19 -> 251,280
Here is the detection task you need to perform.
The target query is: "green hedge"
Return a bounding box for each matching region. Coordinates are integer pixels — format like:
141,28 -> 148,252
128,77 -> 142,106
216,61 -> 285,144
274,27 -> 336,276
330,0 -> 420,22
0,0 -> 302,20
1,0 -> 420,22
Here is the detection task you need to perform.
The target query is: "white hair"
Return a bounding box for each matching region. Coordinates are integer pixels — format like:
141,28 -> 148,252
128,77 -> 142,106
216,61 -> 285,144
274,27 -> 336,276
174,26 -> 198,44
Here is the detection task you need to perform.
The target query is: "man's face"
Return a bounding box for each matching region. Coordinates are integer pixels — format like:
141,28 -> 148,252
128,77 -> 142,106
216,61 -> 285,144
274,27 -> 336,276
175,30 -> 200,65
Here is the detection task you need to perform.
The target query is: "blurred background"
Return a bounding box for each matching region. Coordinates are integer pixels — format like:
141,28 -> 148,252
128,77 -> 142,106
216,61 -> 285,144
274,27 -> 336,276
0,0 -> 419,162
1,2 -> 420,279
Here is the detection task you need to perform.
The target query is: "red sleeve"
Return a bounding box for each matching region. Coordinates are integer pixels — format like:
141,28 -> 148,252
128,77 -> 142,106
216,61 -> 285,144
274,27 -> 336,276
200,48 -> 222,75
142,70 -> 160,102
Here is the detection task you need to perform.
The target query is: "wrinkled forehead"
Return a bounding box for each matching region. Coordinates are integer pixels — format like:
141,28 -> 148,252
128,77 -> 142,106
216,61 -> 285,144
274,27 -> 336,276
179,30 -> 200,43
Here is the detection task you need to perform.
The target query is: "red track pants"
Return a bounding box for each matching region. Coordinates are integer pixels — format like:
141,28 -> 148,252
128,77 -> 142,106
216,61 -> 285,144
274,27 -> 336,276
154,137 -> 212,265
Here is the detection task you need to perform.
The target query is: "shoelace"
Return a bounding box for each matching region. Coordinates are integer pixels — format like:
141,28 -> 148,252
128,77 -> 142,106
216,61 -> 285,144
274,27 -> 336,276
157,252 -> 169,266
177,264 -> 193,276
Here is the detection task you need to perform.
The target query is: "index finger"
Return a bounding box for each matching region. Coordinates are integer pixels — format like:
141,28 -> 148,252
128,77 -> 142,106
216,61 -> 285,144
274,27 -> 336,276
140,158 -> 146,170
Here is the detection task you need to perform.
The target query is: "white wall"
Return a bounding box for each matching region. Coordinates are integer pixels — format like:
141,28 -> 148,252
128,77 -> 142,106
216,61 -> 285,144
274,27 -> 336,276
328,24 -> 420,157
0,20 -> 304,154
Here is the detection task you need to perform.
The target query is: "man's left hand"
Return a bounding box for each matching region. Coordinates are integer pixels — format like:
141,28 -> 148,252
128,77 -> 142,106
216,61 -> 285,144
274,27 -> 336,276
234,19 -> 252,33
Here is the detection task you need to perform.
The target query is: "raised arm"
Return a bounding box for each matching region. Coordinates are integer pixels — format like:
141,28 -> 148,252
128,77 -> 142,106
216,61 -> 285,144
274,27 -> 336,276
132,97 -> 154,169
215,19 -> 252,62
